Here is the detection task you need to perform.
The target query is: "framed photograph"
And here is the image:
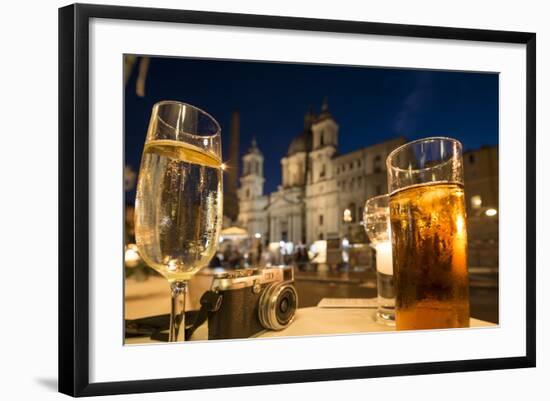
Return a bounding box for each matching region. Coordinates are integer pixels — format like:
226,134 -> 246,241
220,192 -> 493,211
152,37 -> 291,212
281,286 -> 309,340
59,3 -> 536,397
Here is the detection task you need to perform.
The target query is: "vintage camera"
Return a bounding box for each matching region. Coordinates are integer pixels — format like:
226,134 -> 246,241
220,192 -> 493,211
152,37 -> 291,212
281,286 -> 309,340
201,266 -> 298,340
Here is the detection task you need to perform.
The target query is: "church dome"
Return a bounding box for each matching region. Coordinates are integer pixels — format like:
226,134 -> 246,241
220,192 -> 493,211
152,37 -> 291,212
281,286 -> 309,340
287,108 -> 315,156
287,131 -> 312,156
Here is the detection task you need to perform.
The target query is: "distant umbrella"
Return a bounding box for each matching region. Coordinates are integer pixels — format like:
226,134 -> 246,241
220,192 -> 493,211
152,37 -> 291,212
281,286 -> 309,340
220,226 -> 249,239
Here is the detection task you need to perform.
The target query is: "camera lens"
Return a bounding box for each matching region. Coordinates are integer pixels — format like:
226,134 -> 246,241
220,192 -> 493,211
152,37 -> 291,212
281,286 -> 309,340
276,287 -> 296,325
258,282 -> 298,330
280,298 -> 289,313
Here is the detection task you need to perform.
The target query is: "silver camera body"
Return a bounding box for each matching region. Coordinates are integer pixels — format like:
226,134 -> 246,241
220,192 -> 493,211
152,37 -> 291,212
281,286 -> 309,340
201,265 -> 298,339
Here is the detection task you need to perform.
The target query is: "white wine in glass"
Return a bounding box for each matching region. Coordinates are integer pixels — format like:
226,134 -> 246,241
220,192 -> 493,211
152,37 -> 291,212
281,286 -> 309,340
135,101 -> 223,342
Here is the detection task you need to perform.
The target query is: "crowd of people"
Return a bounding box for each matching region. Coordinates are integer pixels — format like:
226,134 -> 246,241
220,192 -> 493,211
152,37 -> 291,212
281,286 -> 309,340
209,242 -> 314,271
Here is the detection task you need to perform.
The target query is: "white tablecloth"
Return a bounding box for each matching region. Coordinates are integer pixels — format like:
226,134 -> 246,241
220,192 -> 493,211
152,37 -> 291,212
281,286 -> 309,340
125,277 -> 495,344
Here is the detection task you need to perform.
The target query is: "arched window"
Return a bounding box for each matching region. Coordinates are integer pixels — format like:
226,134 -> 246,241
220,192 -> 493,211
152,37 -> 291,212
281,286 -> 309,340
343,208 -> 352,223
320,131 -> 324,147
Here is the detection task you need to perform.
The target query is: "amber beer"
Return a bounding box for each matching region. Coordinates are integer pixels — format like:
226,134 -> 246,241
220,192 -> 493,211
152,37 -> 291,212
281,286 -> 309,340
387,137 -> 470,331
390,182 -> 469,329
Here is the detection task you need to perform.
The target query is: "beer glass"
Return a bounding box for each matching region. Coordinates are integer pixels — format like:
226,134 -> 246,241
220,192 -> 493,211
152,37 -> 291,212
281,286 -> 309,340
386,137 -> 469,330
364,195 -> 395,325
135,101 -> 223,342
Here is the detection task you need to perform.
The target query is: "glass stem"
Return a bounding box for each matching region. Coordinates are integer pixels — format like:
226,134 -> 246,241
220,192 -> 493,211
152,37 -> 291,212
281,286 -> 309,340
169,281 -> 187,342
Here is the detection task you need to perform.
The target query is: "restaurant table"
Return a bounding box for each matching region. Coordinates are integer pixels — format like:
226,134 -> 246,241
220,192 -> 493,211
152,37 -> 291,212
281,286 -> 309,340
125,277 -> 495,344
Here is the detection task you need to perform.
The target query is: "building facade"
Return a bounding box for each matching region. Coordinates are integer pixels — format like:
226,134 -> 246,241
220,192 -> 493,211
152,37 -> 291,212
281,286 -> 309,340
237,101 -> 499,268
463,146 -> 499,215
463,145 -> 499,268
237,100 -> 405,246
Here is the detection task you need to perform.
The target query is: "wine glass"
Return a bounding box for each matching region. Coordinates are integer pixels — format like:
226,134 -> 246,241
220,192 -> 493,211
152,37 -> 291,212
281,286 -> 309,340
135,101 -> 223,342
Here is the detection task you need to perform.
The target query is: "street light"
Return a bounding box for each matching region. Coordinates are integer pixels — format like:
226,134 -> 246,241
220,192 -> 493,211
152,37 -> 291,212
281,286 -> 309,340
485,208 -> 498,217
471,195 -> 482,209
124,244 -> 141,268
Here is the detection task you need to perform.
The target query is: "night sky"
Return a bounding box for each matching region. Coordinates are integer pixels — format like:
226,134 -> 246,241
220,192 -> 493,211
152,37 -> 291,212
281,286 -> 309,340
125,57 -> 498,197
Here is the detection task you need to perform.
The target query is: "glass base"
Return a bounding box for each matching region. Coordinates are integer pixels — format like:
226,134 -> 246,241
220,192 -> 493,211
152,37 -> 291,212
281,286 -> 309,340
376,308 -> 396,326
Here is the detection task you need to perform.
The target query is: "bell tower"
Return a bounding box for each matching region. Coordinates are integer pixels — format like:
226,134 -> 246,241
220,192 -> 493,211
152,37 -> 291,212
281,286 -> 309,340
238,138 -> 268,239
310,98 -> 339,183
239,138 -> 265,201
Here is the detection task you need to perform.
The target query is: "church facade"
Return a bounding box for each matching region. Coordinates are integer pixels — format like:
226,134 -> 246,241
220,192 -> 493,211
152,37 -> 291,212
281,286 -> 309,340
237,100 -> 405,246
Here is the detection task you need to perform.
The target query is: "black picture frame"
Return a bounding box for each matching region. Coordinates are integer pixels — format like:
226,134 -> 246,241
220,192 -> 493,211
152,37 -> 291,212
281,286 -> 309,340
59,3 -> 536,397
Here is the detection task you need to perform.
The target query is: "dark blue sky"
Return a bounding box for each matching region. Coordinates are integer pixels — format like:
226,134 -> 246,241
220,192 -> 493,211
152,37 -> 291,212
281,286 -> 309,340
125,57 -> 498,195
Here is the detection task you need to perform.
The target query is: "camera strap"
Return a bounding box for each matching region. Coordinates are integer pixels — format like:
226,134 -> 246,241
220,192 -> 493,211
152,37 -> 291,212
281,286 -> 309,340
184,290 -> 223,340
